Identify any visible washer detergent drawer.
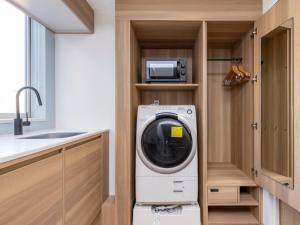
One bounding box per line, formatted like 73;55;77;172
136;176;198;204
207;186;238;204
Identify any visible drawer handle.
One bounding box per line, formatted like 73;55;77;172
210;188;219;192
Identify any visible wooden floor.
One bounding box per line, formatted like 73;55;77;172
101;196;115;225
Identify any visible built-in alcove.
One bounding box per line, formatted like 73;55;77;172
127;19;205;222
130;20;203;105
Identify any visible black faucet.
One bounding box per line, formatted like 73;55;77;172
14;86;43;135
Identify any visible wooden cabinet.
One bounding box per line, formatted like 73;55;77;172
64;137;103;225
0;132;109;225
0;150;63;225
115;0;300;225
208;187;238;205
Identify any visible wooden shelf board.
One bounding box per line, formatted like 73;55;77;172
207;163;257;187
240;193;259;206
134;83;199;91
208;208;259;225
208;193;258;206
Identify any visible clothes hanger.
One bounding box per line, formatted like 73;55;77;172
237;64;251;80
223;65;243;86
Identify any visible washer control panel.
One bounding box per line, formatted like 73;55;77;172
138;105;196;119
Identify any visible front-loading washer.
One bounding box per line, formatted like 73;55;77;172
136;105;198;204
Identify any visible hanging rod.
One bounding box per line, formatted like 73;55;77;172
207;57;243;62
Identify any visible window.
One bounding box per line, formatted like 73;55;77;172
0;1;28;118
0;2;54;132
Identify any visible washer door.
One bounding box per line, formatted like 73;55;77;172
138;113;196;174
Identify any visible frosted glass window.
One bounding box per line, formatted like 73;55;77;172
0;1;27;116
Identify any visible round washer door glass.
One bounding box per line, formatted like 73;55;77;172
141;117;193;168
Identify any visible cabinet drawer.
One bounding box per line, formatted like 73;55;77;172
208;187;238;204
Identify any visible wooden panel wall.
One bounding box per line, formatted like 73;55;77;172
116;0;262;21
115;19;134;225
141;49;193;83
261;29;291;177
231;29;254;177
140;91;194;105
207;26;254;176
207;49;232;163
193;22;207;224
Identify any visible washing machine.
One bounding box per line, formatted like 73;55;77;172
136;105;198;204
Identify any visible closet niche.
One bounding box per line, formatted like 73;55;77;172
207;21;255;178
260;18;294;188
206;21;261;225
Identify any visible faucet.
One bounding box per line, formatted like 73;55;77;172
14;86;43;135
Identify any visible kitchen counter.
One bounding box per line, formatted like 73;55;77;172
0;129;108;164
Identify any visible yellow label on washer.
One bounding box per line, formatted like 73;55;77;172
171;127;183;138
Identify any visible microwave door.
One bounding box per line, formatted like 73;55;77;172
148;61;178;79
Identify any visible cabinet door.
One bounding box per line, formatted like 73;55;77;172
0;151;63;225
64;137;103;225
253;0;300;211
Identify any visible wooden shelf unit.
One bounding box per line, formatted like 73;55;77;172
208;208;259;225
115;1;300;225
134;83;199;91
116;19;261;225
208;193;259;207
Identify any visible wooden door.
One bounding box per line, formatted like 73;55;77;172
253;0;300;212
64;137;103;225
0;151;63;225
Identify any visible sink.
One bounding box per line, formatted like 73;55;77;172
19;132;86;139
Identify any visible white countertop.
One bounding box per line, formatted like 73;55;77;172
0;129;108;164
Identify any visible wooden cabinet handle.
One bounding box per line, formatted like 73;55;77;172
0;149;62;175
210;188;219;192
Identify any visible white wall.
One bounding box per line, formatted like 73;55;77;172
263;190;280;225
263;0;279;13
55;0;115;194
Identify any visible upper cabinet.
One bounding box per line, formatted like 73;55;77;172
7;0;94;33
254;0;300;212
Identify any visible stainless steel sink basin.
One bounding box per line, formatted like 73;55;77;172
20;132;86;139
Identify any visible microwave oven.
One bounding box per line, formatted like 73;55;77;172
145;58;187;82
